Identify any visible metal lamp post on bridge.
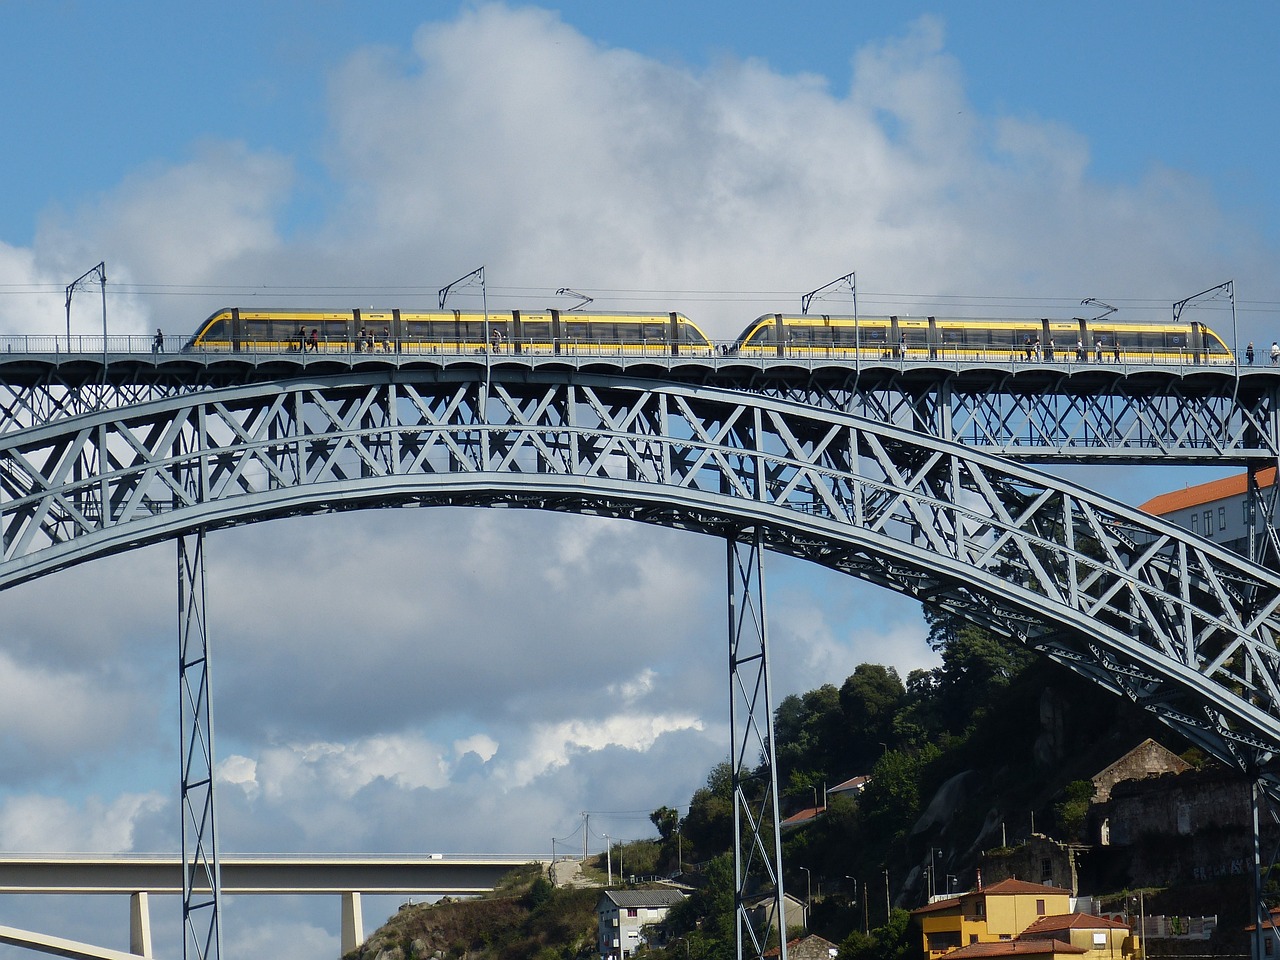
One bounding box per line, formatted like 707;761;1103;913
65;261;107;369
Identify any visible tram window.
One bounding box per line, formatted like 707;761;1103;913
833;326;857;345
811;326;834;344
522;321;551;340
862;328;887;343
941;328;965;344
456;322;485;340
1166;332;1188;348
204;319;229;341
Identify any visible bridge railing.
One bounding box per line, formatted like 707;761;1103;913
0;333;1241;369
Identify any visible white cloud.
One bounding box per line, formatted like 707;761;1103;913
0;792;165;852
496;710;705;789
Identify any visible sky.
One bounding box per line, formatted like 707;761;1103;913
2;2;1280;956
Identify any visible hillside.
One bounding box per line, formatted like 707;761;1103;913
344;864;601;960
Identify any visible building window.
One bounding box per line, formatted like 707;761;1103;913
1220;506;1227;529
627;908;638;918
1040;858;1052;882
1036;899;1046;916
1204;509;1214;533
1191;513;1198;533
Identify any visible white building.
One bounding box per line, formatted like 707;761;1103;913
1139;466;1276;558
596;889;686;960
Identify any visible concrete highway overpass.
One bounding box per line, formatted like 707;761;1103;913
0;853;548;959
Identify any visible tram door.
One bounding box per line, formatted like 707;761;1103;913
230;308;242;352
1190;322;1205;365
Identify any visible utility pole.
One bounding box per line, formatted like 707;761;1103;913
581;812;589;862
604;834;612;885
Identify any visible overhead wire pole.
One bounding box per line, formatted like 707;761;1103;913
65;261;107;388
178;529;223;960
439;266;489;385
802;271;857;377
727;529;787;960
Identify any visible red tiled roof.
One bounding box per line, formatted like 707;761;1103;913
781;805;823;826
1139;467;1276;516
912;896;964;915
1020;912;1130;935
944;938;1085;957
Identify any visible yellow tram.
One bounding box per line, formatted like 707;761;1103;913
182;308;715;356
729;314;1232;364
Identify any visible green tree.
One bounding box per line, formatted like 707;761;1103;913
839;664;905;761
681;762;735;861
1053;779;1094;840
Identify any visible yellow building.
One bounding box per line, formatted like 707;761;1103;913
914;879;1073;958
1018;912;1136;959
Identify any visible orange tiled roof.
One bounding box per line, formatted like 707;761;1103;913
912;894;965;915
944;938;1085;957
1140;467;1276;516
1020;912;1130;935
780;805;823;826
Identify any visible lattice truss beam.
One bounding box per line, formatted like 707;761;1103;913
1;372;1280;776
751;371;1280;460
0;364;1277;461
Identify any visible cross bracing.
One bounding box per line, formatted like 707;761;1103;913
0;353;1277;461
0;369;1279;778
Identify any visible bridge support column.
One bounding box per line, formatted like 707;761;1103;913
341;892;365;955
130;892;153;957
1250;780;1280;960
727;529;788;960
178;530;223;960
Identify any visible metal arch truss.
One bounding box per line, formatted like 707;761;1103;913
178;530;223;960
728;529;788;960
2;369;1280;952
0;371;1279;763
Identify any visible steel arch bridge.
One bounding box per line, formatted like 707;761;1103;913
2;360;1280;959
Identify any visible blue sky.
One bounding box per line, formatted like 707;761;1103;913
2;2;1280;957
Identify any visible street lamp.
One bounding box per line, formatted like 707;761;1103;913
799;866;811;931
946;875;957;896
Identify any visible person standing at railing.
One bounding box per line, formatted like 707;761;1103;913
1246;342;1255;365
152;329;164;354
1271;341;1279;366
